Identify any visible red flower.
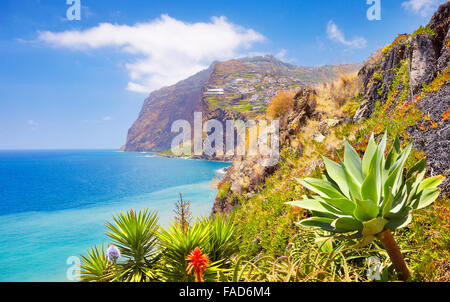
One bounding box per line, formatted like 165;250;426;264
186;247;210;282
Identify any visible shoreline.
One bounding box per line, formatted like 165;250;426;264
120;149;234;164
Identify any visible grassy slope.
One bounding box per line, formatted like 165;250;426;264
229;39;449;281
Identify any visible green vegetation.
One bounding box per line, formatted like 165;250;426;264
289;133;443;280
228;36;448;282
411;25;435;38
80;21;448;282
217;182;232;202
382;34;409;54
80;207;237;282
81;210;162;282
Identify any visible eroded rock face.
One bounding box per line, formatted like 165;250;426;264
407;83;450;193
410;34;438;93
437;27;450;71
124;66;214;152
355;2;449;123
354;2;450;194
212;88;318;216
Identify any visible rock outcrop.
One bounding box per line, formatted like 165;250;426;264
355;1;450;193
355;2;449;121
212;88;320;216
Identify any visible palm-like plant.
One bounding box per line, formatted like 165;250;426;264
288;133;444;281
208;214;238;266
79;245;113;282
158;215;238;281
158;218;211;281
105;209;161;282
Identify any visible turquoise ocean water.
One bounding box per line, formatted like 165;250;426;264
0;150;230;282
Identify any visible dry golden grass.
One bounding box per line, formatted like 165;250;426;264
315;71;360;116
368;49;383;65
266;90;296;119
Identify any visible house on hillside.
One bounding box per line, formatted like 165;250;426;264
204;88;224;95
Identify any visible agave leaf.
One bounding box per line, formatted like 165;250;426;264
342;162;363;201
393;135;401;153
406;170;426;207
406;158;426;180
361;148;381;205
344;140;364;185
322;156;351;199
362;217;388;236
332;217;363;233
362;133;377;177
287;198;333;214
310;196;351;217
354;199;379;222
385;136;401;171
383;144;411;199
389;184;408;215
417;175;445;193
376;133;387;173
413;188;441;210
381;188;393;217
321;197;356;215
386;209;412;230
298;217;335;232
296;178;344;199
392;143;412;193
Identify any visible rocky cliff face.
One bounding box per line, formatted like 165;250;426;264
355;1;450;193
212;88;320;215
124;56;361;153
355;2;449;120
213;2;450;216
124;65;214;152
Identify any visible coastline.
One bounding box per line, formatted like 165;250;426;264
0;150;229;282
119;149;234;164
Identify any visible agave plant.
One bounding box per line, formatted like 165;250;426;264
288;133;444;281
105;209;162;282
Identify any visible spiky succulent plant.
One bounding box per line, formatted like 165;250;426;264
288;133;444;280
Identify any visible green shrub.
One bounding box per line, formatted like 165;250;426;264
105;209;161;282
217;182;231;201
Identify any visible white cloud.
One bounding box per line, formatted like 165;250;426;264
326;21;367;49
102;116;113;121
401;0;446;16
274;49;296;63
275;49;287;60
38;15;265;94
27;120;39;126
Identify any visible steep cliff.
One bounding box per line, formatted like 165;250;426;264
354;1;450;192
214;2;450;216
124;56;361;153
124;65;214;152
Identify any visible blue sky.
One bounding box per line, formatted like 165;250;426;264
0;0;446;149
